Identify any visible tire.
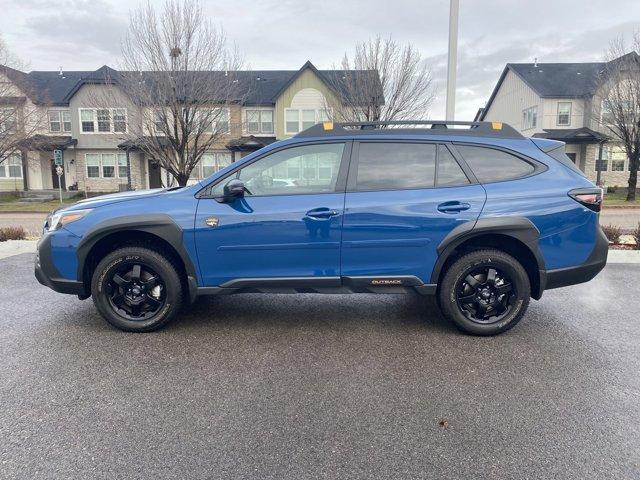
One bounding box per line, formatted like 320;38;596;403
438;249;531;336
91;246;183;332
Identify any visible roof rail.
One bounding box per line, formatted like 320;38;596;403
295;120;524;139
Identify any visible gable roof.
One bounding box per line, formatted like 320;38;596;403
479;52;639;121
2;62;382;107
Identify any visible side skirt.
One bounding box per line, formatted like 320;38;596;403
196;276;438;296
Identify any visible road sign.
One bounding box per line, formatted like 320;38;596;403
55;165;63;176
54;149;63;166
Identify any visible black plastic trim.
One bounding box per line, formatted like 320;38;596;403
430;216;545;297
197;275;437;296
75;214;198;299
544;225;608;290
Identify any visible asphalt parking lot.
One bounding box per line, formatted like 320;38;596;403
1;253;639;479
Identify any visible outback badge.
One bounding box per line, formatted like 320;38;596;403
205;217;219;228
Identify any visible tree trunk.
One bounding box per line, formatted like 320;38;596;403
176;173;189;187
627;153;639;202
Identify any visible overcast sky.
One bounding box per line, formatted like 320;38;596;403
1;0;639;119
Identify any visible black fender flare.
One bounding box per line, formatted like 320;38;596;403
76;214;199;301
430;216;546;298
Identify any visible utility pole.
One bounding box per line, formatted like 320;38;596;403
445;0;459;121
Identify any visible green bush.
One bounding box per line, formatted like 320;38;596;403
606;185;618;194
0;226;26;242
601;224;622;244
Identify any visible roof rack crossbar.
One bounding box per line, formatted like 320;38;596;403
295;120;524;139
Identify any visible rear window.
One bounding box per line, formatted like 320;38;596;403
456;145;535;183
355;142;436;191
547;146;587;177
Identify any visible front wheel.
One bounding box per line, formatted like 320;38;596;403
91;246;183;332
438;249;531;336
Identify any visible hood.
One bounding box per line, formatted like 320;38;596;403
64;188;177;211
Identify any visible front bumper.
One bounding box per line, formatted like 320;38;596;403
542;225;608;291
35;234;86;296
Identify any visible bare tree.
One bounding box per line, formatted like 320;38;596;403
96;0;245;186
326;35;434;122
593;33;640;201
0;36;44;172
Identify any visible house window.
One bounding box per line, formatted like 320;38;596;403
86;154;101;177
113;109;127;133
0;155;22;178
197;108;230;134
153;109;165;134
193;152;233;179
557;102;571;126
284;108;332;134
85;153;130;178
599;145;626;172
0;108;17;133
246;109;274;134
80;108;127;133
80;109;95;132
522;106;537;130
101;154;116;177
117;154;128;178
285;110;300;133
48;111;72;133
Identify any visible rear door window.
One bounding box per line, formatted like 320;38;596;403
354;142;436;191
437;144;470;187
455;145;535;183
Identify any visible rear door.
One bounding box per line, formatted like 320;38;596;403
341;141;486;283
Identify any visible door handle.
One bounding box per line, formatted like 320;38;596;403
437;201;471;214
305;208;340;219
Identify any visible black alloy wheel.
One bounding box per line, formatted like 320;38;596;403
107;262;166;321
455;266;515;324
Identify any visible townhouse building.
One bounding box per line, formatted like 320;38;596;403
476;52;640;186
0;61;380;194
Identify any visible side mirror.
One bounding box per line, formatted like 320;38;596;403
223;178;246;200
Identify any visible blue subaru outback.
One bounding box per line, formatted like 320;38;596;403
35;120;608;335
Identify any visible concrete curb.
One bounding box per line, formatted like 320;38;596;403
602;205;640;209
607;249;640;264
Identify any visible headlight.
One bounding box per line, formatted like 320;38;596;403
47;209;92;231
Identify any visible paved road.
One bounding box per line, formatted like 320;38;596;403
0;254;638;479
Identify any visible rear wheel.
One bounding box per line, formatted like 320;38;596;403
91;246;183;332
438;249;530;335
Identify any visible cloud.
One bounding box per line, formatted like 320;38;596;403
1;0;638;122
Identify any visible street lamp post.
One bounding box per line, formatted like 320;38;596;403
446;0;459;121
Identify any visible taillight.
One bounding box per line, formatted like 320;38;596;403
568;188;603;212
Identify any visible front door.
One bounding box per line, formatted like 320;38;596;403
194;142;349;286
341;142;486;283
148;160;162;188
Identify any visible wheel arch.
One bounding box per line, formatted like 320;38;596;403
76;214;198;302
431;217;546;299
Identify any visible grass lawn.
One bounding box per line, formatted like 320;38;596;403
603;189;640;206
0;197;79;213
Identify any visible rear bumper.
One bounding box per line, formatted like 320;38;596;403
541;225;608;292
35;234;86;296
